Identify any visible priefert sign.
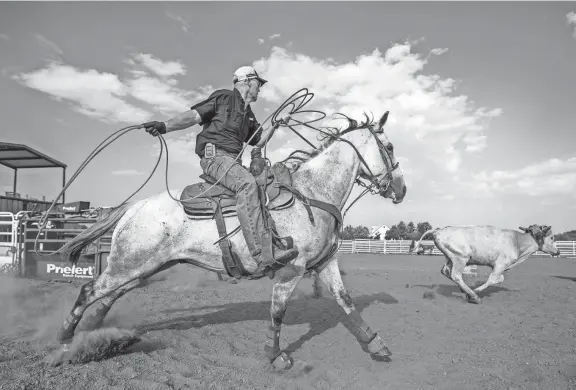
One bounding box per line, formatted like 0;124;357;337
46;263;94;279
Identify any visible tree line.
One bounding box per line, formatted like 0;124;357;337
341;223;576;241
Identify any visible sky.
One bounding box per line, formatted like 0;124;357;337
1;2;575;234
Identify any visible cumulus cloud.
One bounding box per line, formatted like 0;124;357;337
166;11;192;33
13;62;151;123
253;44;502;172
129;75;192;114
126;53;204;115
258;34;281;45
13;52;203;123
467;157;576;197
430;48;448;56
128;53;186;78
568;12;576;38
12;42;502;181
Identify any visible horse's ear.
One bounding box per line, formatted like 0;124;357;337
378;111;389;130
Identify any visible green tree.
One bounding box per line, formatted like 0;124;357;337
554;230;576;241
407;221;415;234
341;225;355;240
417;222;433;235
397;221;407;238
385;225;401;240
341;225;371;239
352;225;371;239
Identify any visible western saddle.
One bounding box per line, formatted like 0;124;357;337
179;160;342;280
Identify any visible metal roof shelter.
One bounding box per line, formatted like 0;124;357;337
0;142;67;203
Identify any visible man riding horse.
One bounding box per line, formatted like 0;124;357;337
142;66;297;275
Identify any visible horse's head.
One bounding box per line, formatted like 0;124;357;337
339;111;406;204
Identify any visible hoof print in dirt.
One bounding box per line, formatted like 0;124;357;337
45;328;141;367
422;291;436;300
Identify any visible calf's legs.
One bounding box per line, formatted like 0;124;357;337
474;264;505;294
436;242;482;304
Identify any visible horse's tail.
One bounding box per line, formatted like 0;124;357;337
60;203;131;264
412;228;438;252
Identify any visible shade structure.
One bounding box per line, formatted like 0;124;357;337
0;142;67;203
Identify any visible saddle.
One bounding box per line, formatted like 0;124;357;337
179;161;343;281
180;163;295;219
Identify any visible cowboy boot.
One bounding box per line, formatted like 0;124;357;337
253;230;299;273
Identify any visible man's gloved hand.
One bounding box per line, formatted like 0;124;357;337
142;121;167;137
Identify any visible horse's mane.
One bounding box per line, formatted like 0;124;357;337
280;112;376;173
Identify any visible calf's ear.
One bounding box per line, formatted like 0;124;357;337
519;226;527;232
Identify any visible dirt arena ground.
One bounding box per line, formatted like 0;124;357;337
1;253;576;390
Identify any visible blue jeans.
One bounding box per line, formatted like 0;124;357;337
200;148;264;258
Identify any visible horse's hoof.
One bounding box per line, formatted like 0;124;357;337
367;334;391;356
271;351;293;370
44;344;71;367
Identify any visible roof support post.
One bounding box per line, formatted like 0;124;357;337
12;168;17;196
62;167;66;204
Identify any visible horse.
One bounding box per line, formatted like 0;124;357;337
53;110;407;369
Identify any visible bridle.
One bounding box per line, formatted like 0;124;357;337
277;110;401;217
356;123;401;196
282;114;400;197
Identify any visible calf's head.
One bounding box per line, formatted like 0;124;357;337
519;224;560;257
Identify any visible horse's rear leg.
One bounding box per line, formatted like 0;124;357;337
58;259;180;344
316;257;391;358
57;264;149;344
57;274;132;344
81;260;179;330
82;279;142;331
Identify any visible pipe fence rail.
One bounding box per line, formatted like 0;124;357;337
337;239;576;257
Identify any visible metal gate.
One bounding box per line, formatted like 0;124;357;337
0;212;19;270
18;214;112;281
